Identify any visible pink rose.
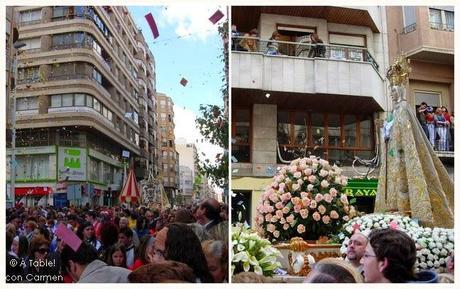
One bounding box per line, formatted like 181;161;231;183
329;188;338;197
270;216;278;223
275;202;284;210
267;224;276;233
280;168;287;175
297;224;306;234
304;168;313;176
294;205;302;213
292;183;300;191
283;223;290;230
309;200;317;209
322;215;331;224
300;209;309;219
315;193;324;203
341;176;348;186
293;171;302;179
342;215;350;221
300;192;308;199
273;230;280;238
319;159;329;167
280;217;286;224
302;198;311;207
330;210;339;219
308;175;316;183
266;205;275;213
307;184;314;191
278;187;285;194
324;193;333;203
279;182;286;189
269;194;279;203
289;165;298;173
320;180;329;188
282;207;290;214
340;194;349;204
318;205;326;215
312;212;321;221
265;214;273;222
257;216;264;224
276;210;283;219
286;214;295;223
297;179;304;185
291;197;301;206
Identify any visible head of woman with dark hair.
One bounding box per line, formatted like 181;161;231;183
77;221;101;252
106;244;127;268
154;223;213;282
18;235;29;258
305;257;363;283
174;209;196;223
128;260;196;283
99;221;119;248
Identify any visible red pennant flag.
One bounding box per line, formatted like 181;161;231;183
209;10;224;24
180;77;188;87
145;13;159;39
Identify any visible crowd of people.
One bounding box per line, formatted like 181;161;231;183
6;199;228;283
417;102;454;151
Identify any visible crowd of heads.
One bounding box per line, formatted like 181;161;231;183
6;198;228;283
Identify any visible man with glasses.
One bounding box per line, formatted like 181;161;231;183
361;228;438;283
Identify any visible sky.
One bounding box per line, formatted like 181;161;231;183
128;5;226;182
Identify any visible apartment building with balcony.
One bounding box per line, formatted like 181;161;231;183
6;6;158;207
176;141;197;203
386;6;454;160
157;92;179;202
231;6;391;225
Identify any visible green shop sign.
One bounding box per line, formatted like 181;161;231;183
343;178;378;197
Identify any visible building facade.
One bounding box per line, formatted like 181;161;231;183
157;92;179;202
6;6;158;208
231;6;391;225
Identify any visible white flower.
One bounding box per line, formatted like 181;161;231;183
419;262;427;269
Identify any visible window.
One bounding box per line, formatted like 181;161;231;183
415;91;441;107
232;108;251;163
277;110;374;165
102;106;108;118
51;95;62;107
329;33;366;61
17;97;38;111
429;7;455;31
22;38;41;51
62;94;73;107
75;94;85;106
16;154;49;180
402;6;417;33
92;68;102;84
53;6;69;19
18;66;39;83
86;95;93;108
93;98;101;112
20;9;41;24
92;39;102;55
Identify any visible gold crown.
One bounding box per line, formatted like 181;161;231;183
386;55;411;86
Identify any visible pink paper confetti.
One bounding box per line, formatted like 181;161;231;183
145;13;159;39
55;223;82;252
209;10;224;24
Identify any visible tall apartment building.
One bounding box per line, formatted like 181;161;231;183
6;6;158;208
386;6;454;159
231;6;390;225
157;92;179;202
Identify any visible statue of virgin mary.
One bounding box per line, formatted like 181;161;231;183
374;55;454;228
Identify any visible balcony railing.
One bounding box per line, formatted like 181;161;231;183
51;43;112;72
403;23;417;34
232;36;379;71
429;21;454;31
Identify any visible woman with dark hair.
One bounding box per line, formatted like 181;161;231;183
98;221;119;261
77;221;101;252
25;235;60;282
154;223;213;282
128;260;196;283
106;244;127;268
305;257;363;283
131;235;155;270
308;33;325;58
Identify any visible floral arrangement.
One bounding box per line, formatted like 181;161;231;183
256;156;357;241
335;214;454;272
231;223;282;276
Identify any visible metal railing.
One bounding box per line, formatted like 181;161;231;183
403;23;417;34
429;21;454;31
232;36;380;71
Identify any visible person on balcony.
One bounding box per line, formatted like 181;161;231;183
231;25;243;51
308;33;326;58
266;31;281;55
425;106;436;149
296;34;312;57
239;28;258;52
435;107;449;151
440;106;452;150
417;102;430;139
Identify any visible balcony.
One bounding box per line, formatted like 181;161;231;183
232;37;386;110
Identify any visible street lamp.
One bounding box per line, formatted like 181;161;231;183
9;40;26;208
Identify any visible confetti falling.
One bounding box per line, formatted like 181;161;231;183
209;9;224;24
145;13;159;39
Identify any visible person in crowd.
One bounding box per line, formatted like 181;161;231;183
145;209;157;234
131;235;155;270
77;221;102;252
296;34;312;57
449;111;454;151
435;107;449;151
174;208;210;242
85;210;101;240
417;102;430;139
266;30;281;55
441;106;452;150
128;260;196;283
361;228;438;283
425;106;436;148
232;271;277;283
220;203;228;221
196;198;222;231
201;240;228;283
345;231;368;274
23;220;38;243
135;215;149;239
106;244;127;269
7;232;24;282
60;242;130;282
239;28;258;52
24;235;60;282
98;221;119;261
438;252;454;283
308;33;326;58
305;257;363;283
119;217;140;247
153;223;213;282
118;227;135;268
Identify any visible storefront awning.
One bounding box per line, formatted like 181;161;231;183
16;187;52;197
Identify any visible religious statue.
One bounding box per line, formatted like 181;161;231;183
374;55;454;228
